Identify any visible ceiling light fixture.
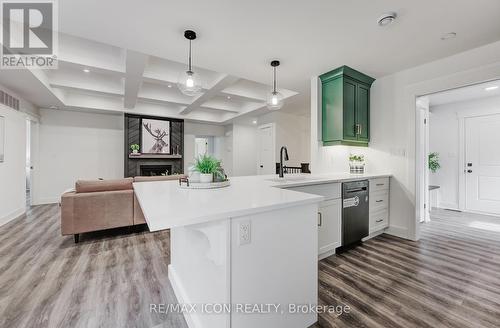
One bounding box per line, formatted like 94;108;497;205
485;86;499;91
441;32;457;40
83;68;90;73
177;30;202;96
266;60;284;110
377;12;397;27
167;84;172;88
227;96;231;100
252;119;257;124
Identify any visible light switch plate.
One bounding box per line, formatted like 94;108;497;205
239;220;251;245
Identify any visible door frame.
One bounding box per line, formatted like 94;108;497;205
458;111;500;214
413;77;500;241
415;97;430;224
257;123;276;175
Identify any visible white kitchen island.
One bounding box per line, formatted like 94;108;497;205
133;175;324;328
134;173;391;328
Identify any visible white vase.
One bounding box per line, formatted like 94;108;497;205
132;149;138;154
199;173;213;183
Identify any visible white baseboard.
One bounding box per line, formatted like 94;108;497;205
386;225;408;239
168;265;200;328
362;228;387;242
437;202;459;210
0;207;25;227
318;249;336;260
32;196;60;205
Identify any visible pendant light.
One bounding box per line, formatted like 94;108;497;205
177;30;202;96
266;60;284;110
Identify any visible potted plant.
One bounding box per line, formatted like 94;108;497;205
193;154;224;183
130;144;140;154
349;154;365;174
429;152;440;173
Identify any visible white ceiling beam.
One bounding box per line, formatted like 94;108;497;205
179;74;239;115
124;50;148;109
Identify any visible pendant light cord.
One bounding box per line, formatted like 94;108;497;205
188;40;192;72
273;66;277;93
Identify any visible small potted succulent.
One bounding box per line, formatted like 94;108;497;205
130;144;140;155
193;154;225;183
349;154;365;174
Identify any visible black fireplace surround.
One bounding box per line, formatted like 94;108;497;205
124;114;184;178
140;164;173;176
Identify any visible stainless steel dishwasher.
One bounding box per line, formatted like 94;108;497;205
341;180;369;250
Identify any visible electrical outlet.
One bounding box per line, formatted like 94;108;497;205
239;221;251;245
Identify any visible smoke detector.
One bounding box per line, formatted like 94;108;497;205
378;12;397;26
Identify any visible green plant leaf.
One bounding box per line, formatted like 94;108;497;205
429;152;441;173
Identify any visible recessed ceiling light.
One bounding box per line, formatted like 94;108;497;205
83;68;90;73
441;32;457;40
252;120;257;124
485;86;499;91
227;96;231;100
167;84;172;88
377;12;397;27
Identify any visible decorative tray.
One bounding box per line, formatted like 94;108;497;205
178;177;231;189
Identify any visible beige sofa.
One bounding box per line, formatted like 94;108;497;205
61;175;185;243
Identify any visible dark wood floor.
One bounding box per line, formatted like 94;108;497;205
317;209;500;328
1;205;500;328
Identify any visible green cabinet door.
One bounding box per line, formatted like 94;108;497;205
356;84;370;142
322;77;343;143
343;78;357;141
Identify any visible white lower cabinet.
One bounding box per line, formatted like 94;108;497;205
318;198;342;257
286;183;342;259
368;177;390;234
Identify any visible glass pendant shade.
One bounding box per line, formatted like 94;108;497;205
177;70;202;96
267;91;284;110
266;60;285;110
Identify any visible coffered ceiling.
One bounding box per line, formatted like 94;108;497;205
0;34;298;124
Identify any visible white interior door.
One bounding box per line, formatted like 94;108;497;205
257;124;275;175
465;114;500;215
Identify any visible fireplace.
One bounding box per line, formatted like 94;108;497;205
139;164;172;176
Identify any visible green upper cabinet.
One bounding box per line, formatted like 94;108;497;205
320;66;375;146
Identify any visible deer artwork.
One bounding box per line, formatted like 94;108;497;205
143;122;169;153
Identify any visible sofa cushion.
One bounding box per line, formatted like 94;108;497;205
75;178;133;193
133;174;186;183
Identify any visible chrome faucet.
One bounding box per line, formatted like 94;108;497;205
279;146;289;178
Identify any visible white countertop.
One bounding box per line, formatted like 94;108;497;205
133;173;391;231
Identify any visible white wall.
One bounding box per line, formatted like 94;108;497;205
311;40;500;240
36;109;124;204
183;122;225;173
232;124;258;176
0;84;38;226
0;104;28;225
258;111;310;167
429;95;500;209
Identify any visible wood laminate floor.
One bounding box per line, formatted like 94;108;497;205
317;208;500;328
1;205;500;328
0;204;188;328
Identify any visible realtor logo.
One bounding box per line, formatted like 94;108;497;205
1;0;58;68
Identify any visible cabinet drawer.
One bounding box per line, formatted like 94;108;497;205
287;183;341;200
369;210;388;232
369;191;389;213
370;177;389;192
